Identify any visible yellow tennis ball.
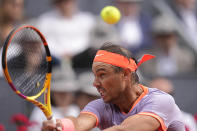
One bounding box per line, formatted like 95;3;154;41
100;6;121;24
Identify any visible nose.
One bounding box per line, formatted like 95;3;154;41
93;77;101;88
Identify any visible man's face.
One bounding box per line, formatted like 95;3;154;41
92;62;125;103
57;0;76;17
154;34;177;52
2;0;24;22
52;92;73;107
115;2;140;17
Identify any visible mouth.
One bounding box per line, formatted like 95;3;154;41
97;87;106;98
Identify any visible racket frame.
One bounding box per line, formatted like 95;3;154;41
1;25;53;120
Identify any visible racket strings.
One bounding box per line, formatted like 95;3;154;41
6;28;48;97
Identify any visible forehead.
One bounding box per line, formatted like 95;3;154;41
92;62;114;73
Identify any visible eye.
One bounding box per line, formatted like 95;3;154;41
100;73;105;77
98;72;105;79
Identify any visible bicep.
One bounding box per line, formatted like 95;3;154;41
120;114;160;131
73;113;97;131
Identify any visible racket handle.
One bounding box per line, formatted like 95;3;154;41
50;117;63;131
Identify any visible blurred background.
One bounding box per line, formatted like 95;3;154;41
0;0;197;130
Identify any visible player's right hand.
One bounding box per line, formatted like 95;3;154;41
41;119;62;131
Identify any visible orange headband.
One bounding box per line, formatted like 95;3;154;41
93;50;155;72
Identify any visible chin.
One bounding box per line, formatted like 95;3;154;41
102;97;111;103
103;99;109;103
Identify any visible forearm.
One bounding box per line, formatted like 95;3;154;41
42;113;97;131
60;114;97;131
60;116;84;131
102;125;123;131
102;114;161;131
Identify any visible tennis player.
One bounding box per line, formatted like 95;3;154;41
42;43;185;131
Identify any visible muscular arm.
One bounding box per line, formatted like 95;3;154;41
102;114;160;131
42;113;97;131
68;113;97;131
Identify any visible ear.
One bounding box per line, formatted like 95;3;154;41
122;68;131;81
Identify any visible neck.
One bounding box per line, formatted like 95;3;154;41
114;84;143;113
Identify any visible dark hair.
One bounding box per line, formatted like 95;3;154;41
99;42;139;84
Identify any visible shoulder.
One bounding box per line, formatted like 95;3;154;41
150;88;174;104
141;88;176;111
138;87;182;118
139;87;184;127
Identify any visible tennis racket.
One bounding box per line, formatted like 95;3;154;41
1;25;54;121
